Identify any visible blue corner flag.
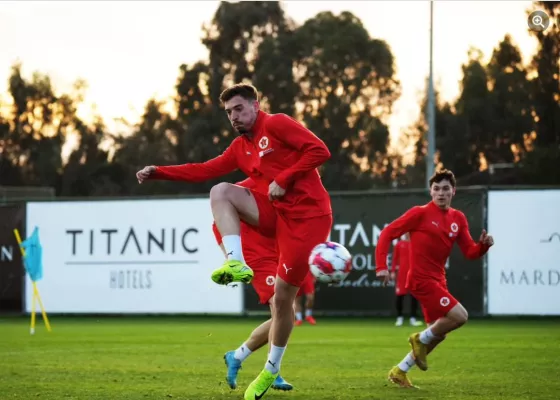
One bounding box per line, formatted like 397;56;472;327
21;227;43;282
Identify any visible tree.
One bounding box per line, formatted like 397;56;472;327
0;2;403;194
289;11;401;189
168;5;401;192
485;35;535;164
398;77;459;188
202;1;291;107
0;64;84;192
528;1;560;148
520;1;560;184
111;99;180;195
60;117;125;196
404;35;537;186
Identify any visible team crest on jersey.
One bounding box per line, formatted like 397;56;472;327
259;136;269;149
440;296;450;307
450;222;458;233
266;275;275;286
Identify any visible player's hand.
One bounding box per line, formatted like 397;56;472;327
268;181;286;201
390;272;396;281
479;229;494;247
376;270;390;287
136;165;156;184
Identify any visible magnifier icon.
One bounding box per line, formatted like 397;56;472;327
532;15;545;29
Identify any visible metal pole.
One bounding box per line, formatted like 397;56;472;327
426;1;436;189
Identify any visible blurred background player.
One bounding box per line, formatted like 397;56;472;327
294;271;316;326
391;233;423;327
212;217;293;392
376;169;494;388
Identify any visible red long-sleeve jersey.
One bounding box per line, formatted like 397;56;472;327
376;201;489;285
151;111;332;218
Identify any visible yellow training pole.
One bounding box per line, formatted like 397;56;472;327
33;282;52;331
13;229;52;333
30;289;36;335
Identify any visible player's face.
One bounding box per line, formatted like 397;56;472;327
430;179;455;209
224;95;259;135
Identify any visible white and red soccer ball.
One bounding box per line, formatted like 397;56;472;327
308;241;353;284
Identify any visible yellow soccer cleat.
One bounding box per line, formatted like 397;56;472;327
408;333;428;371
211;259;254;285
244;369;278;400
388;366;418;388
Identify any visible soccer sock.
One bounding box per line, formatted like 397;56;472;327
396;295;404;317
398;353;416;372
305;309;312;317
265;344;286;374
221;235;244;262
410;296;418;318
234;342;252;362
295;312;303;321
419;327;436;344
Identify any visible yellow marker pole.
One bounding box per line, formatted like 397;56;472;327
30;286;36;335
34;282;51;331
13;229;52;333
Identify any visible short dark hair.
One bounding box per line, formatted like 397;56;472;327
429;169;456;187
219;83;259;104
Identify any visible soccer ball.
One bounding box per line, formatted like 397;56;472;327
308;241;353;283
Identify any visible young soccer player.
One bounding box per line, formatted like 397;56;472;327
210;178;292;392
391;233;423;327
375;169;494;388
213;227;293;391
137;83;332;399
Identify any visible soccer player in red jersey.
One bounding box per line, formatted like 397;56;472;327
391;233;423;327
294;272;317;326
211;179;292;392
375;169;494;388
136;84;332;399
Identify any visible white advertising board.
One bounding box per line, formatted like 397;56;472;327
25;199;243;314
487;190;560;315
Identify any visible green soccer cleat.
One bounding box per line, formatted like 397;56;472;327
244;369;278;400
211;259;254;285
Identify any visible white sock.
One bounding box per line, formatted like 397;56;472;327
222;235;244;262
305;309;312;317
398;353;416;372
265;344;286;374
419;327;436;344
295;312;303;321
234;342;252;362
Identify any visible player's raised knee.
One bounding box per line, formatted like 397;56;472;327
449;304;468;327
459;309;469;326
210;182;232;200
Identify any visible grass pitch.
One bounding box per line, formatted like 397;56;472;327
1;316;559;399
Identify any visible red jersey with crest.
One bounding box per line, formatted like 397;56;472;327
376;201;490;287
151;111;332;219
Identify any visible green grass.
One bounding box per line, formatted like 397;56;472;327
1;317;559;399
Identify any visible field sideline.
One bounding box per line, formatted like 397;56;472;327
1;316;559;399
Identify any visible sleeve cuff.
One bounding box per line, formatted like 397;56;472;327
274;173;291;190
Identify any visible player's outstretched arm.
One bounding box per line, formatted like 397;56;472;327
136;144;238;184
456;213;494;259
375;207;423;282
266;114;331;190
